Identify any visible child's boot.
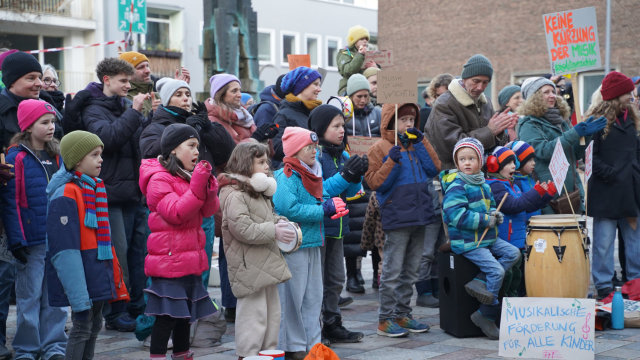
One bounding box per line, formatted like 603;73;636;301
470;305;500;340
464;276;494;304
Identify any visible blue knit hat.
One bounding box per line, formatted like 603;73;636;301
507;140;535;168
281;66;321;96
498;85;521;108
241;93;252;105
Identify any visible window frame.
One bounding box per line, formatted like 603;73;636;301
325;36;342;71
280;31;300;67
304;33;322;68
141;11;172;51
257;28;276;65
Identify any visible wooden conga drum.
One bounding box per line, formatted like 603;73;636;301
524;214;590;298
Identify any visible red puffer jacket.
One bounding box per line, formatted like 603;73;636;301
139;158;219;278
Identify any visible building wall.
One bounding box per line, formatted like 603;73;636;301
378;0;639;109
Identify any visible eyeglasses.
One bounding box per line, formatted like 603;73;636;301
43;77;60;87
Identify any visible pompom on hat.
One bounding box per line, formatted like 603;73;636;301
282;126;319;157
347;25;370;48
453;137;484;167
601;71;635;101
17;99;56;131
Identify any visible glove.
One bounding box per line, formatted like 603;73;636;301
547;181;557;196
388;146;402;163
275;220;296;244
488;214;497;228
323;197;350;219
192;101;208;116
11;246;29;264
0;162;14;185
251;123;279;141
62;90;92;133
186;112;212;132
573;116;607;137
190;161;213;200
490;211;505;225
340;155;367;183
406;128;424;143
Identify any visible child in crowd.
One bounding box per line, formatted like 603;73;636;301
441;137;520;340
1;100;67;359
365;103;441;338
273;127;348;360
309;104;366;344
46;131;129;359
485;146;556;296
218;141;293;358
138;124;218;359
508;141;545;218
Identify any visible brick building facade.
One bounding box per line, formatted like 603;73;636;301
378;0;639;110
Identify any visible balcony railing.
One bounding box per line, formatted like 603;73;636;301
0;0;71;17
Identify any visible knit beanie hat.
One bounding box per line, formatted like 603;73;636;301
0;49;18;70
1;52;42;89
397;103;417;119
347;73;370;96
209;73;240;99
17;99;56;131
347;25;370;48
487;146;517;173
453;137;484;167
161;123;200;159
156;77;191;107
60;131;104;171
282;126;319;157
363;67;380;79
507;141;535;169
274;74;286;99
461;54;493;80
601;71;635;101
118;51;149;68
241;93;252;105
498;85;521;108
309;104;344;138
281;67;321;96
521;77;555;100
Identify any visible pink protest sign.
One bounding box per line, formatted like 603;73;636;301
584;140;593;182
365;50;393;67
549;139;570;195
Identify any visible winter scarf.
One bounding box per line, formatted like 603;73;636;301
75;171;112;260
285;93;322;111
457;170;486;186
283;156;323;200
544;108;565;129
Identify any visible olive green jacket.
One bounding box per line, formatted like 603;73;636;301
127;81;155;117
337;47;365;95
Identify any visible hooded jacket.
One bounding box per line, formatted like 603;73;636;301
346;103;381;137
337;46;365;96
218;173;292;298
426;80;508;169
364;103;441;231
139;158;219;278
252;85;282;128
45;168;129;311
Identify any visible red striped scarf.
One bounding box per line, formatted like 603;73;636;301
75;171;112;260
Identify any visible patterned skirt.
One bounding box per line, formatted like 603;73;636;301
144;275;215;323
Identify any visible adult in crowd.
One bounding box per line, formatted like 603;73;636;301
421;73;454;132
337;25;376;96
40;64;64;112
363;67;380;108
81;57;148;331
497;84;523;141
251;74;286;128
272;66;323;164
419;88;432;133
585;72;640;299
517;77;605;213
426;55;515;169
345;73;381;137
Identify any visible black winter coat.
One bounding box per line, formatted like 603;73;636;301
587;115;640;219
272;100;312;163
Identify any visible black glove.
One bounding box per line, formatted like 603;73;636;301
406;127;424;143
62;90;92;134
0;163;14;185
11;246;30;264
186;112;212;132
388;146;402;163
191;101;208;116
341;155;368;183
252;123;279;141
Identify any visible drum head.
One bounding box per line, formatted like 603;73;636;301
277;222;302;253
528;214;582;227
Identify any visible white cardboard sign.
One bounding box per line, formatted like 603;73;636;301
549;139;570;195
584;140;594;183
499;297;595;360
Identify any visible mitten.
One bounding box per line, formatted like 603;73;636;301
490;210;505;225
275;221;296;244
388;146;402;163
406;127;424;143
574;116;607;136
534;183;547;197
488;214;497;228
547;181;558;196
190;161;213;200
252;123;279;141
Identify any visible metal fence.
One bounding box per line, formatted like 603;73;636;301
0;0;70;16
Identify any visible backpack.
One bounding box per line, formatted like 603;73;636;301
248;100;279;117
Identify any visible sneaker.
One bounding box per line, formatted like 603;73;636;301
464;279;494;305
416;293;439;308
470;310;499;339
377;319;409;337
338;296;353;308
596;287;613;300
171;350;194;360
105;312;136;332
323;321;364;343
395;316;430;333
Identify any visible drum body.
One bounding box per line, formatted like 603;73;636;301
277;222;303;253
524;215;590;298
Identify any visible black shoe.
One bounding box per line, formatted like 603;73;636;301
346;276;365;294
356;269;364;285
338;296;353;308
323;321;364;343
105;312;136;332
224;307;236;323
284;351;307;360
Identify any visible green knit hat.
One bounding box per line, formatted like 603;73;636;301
347;73;370;96
60;131;104;171
498;85;521;108
461;54;493;80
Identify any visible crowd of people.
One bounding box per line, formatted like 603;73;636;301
0;22;638;360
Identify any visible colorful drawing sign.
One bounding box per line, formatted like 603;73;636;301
365;50;393;67
499;297;595;360
584;140;594;183
549;139;569;195
543;7;601;75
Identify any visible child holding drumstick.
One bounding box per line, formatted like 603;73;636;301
441;137;521;340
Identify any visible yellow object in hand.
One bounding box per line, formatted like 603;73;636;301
405;131;417;140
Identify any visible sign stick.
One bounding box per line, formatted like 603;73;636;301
477;193;508;248
571;72;586;145
394;104;398;146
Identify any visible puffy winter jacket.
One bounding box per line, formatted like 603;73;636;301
513;173;542;218
272;100;313;163
252;85;282;128
346;103;381;137
337;46;365;96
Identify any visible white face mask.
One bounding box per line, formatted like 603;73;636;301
250;172;277;196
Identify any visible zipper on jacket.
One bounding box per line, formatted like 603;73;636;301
22;145;52;183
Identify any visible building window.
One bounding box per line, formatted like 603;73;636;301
582;72;605;113
145;11;171;51
281;32;299;65
258;29;275;64
326;37;341;69
305;35;321;67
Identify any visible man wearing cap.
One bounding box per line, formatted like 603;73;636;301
426;54;517;169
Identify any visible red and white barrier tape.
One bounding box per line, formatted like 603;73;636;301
27;40;126;54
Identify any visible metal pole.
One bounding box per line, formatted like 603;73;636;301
605;0;611;74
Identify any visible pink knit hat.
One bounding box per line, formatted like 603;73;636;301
17;99;56;131
282;126;319;157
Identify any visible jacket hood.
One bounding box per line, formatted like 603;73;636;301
84;82;105;99
218;172;276;196
139;158;169;196
439;169;460;194
46;167;75;199
259;85;281;103
380;103;420;144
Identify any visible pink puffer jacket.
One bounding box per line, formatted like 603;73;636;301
139;158;219;278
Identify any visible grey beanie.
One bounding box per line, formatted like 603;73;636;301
347;73;370;96
498;85;521;107
521;77;555;100
156;77;191;107
461;54;493;80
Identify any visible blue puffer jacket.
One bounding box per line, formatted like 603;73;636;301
1;144;60;250
273;166;328;249
513;173;542;218
317;148;361;238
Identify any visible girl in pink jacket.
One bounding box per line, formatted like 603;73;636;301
139;124;219;360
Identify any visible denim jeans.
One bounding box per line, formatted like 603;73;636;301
218;236;237;309
461;238;521;305
378;225;425;321
13;244;68;359
592;216;640;291
320;237;345;325
0;260;14;346
416;220;445;294
66;301;104;360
